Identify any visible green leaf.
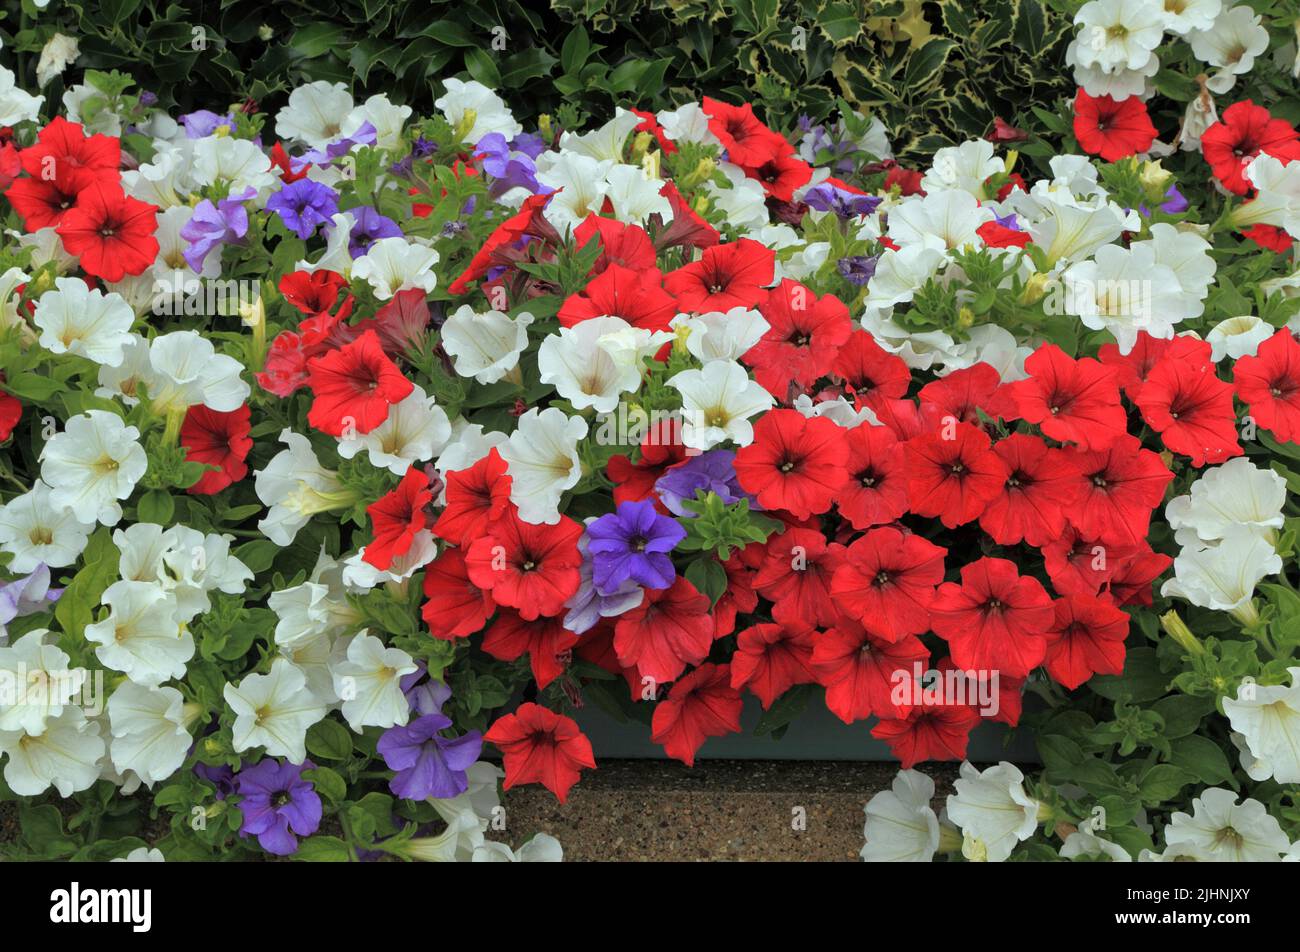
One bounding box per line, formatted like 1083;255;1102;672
305;718;354;762
753;683;813;736
137;489;175;524
1168;735;1236;788
54;527;120;640
291;835;353;862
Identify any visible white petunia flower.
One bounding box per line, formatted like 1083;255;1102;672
84;581;191;687
255;429;350;547
1072;0;1167;75
1232;154;1300;236
107;682;194;786
1134;222;1215;321
537;316;670;414
434;78;522;145
0;630;87;737
1188;5;1270;94
0;64;43;126
269;548;358;650
656;103;722;148
0;481;94;573
1027;201;1130;267
343;93;411;152
473;832;564;862
668;359;775;452
351;237;439;300
535;152;615;235
0;706;104;796
1061;242;1183;353
704;164;770;232
1060;829;1133;862
40;411;147;527
33;278;136;366
36;34;79;88
1161;525;1281;625
1067;40;1158;100
330;632;418;732
1165;457;1286;547
558;108;643;163
946;761;1040;863
275;81;355;149
887;190;994;255
672;308;770;363
603;163;672;225
337;384;451;475
860;768;943;862
921;140;1004;199
792;393;878;429
224;658;327;762
95;334;154;406
499;407;588;525
190;135;277;195
146;330;250;413
440;306;534;384
1206;315;1273;362
863;245;948;310
1161;0;1221;35
1223;667;1300;785
1164;787;1289;861
112;847;165;862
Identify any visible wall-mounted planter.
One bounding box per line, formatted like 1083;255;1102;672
573;695;1041;762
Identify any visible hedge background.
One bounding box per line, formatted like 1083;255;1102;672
1;0;1075;159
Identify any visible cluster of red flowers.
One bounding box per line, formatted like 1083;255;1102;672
4;117;158;281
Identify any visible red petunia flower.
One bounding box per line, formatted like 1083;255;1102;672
653;181;720;252
1201;100;1300;196
929;557;1055;679
835;422;909;530
421;546;494;639
256;332;312;397
271;141;311;183
701;97;788;168
730;620;818;709
830;526;947;643
19;116;121;192
884;165;925;196
734;410;848;519
833;329;911;402
481;609;578;689
464;510;583;620
433;448;513;547
871;704;981;769
936;656;1025;727
363;467;433;570
5;174;83;231
864;394;926;441
978;433;1085;547
574;215;658;273
447;191;556;295
305;329;414;436
55;181;159;282
483;702;596;803
650;662;744;766
743;148;814;202
280;269;347;315
1042;526;1134;597
1098;332;1211;401
1073;91;1157;162
613;576;714;685
1106;544;1173;608
0;392;21;442
918;362;1002;428
1064;434;1175;548
663;238;774;312
992;342;1126;451
904;421;1009;528
179;404;253;496
1043;593;1130;690
557;262;678;332
1234;329;1300;443
811;616;929;723
607;417;689;508
1135;352;1241;466
752;526;846;629
744;279;852;397
713;548;759;639
1242;224;1294;252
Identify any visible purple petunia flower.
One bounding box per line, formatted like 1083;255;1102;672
193;762;237;800
179;187;255;273
563;529;644;634
802;183;882;219
235;759;322;856
654;450;757;518
400;663;452;717
180;110;236;139
267;179;340;239
346;206;403;257
0;564;62;644
586;499;686;595
1139;185;1189;217
474;132;550;199
377;714;482;801
837;254;879;286
293;122;379;170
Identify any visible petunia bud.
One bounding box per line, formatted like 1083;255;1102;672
1160;609;1206;657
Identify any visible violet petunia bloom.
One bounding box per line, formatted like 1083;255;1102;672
377;714;482;801
292;122;379;173
563;530;644;634
180;110;236;138
586;499;686;595
400;663;452;717
655;450;758;518
267;179;340;239
235;759;322;856
802;183;882;219
837;254;879;287
347;206;403;257
474;132;550;199
193;762;237;800
1139;185;1189;217
179;187;255;272
0;563;62;646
